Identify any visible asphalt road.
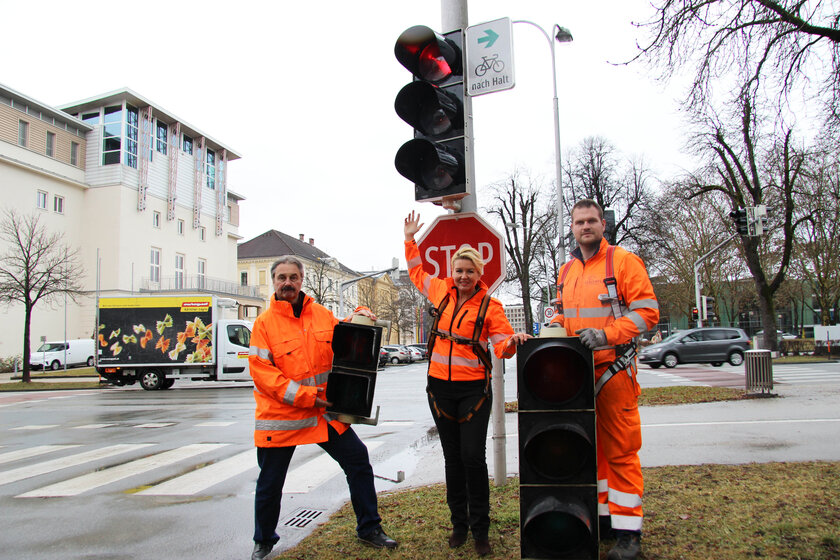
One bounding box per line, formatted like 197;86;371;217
1;358;838;559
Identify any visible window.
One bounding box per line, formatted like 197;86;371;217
182;134;193;155
227;324;251;347
53;195;64;214
37;190;48;210
81;112;99;124
70;142;79;166
102;105;122;165
125;106;138;169
241;271;248;286
175;253;185;289
259;270;266;285
150;247;161;283
153;211;161;228
18;120;28;147
199;226;206;241
206;149;216;189
46;132;56;157
156;120;167;154
177;219;185;235
197;259;206;289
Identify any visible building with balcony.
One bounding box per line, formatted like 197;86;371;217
0;82;259;357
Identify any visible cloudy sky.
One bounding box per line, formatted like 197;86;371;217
3;0;696;272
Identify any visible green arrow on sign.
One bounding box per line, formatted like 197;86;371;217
477;29;499;48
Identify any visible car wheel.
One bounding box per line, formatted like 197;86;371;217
87;356;95;367
663;353;678;368
391;357;400;364
728;351;744;366
711;362;723;367
139;370;163;391
649;364;661;369
50;360;61;371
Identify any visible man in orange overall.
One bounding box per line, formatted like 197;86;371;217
248;255;397;560
551;199;659;560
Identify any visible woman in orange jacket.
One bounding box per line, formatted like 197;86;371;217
404;211;531;556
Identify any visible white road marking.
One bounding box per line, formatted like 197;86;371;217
16;443;228;497
0;445;81;466
643;418;840;428
134;423;175;428
10;425;59;431
195;421;236;427
0;444;153;486
137;449;256;495
283;441;384;494
73;424;116;429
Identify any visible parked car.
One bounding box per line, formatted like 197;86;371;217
381;345;411;364
755;330;797;341
407;343;429;359
406;346;423;362
378;348;389;368
638;327;751;368
30;338;96;370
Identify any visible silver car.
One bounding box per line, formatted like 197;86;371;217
638;327;751;368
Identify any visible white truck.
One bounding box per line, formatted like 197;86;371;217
30;338;96;370
96;295;252;390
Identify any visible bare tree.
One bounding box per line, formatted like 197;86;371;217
0;210;84;382
303;258;338;308
634;0;840;126
563;137;656;253
484;170;552;329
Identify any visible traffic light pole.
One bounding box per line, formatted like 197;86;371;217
693;233;736;327
441;0;475;214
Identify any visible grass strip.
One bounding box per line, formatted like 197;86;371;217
280;462;840;560
0;381;104;391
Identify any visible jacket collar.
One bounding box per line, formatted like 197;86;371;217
571;237;609;263
271;291;312;318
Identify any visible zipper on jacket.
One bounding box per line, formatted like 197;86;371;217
446;289;480;381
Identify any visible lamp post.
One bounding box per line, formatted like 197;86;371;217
512;21;573;264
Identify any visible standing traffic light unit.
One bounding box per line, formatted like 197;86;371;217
517;337;598;559
394;25;469;203
729;208;749;236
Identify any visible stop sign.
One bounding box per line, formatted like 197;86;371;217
416;212;506;294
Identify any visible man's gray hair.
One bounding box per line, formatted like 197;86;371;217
270;255;304;278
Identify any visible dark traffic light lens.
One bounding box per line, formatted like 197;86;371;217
523;497;592;557
523;345;588;405
524;424;593;481
421;107;452;136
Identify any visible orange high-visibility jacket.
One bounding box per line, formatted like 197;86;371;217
406;240;516;382
551;238;659;374
248;293;349;448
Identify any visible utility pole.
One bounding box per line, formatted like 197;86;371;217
694;233;736;327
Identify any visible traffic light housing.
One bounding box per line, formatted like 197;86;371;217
701;296;715;321
729;208;749;236
692;307;699;321
394;25;468;203
517;337;598;559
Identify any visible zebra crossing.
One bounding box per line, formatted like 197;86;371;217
0;422;393;500
771;365;840;384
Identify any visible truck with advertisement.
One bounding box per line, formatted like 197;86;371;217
95;295;252;390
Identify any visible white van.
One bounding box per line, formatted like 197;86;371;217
30;339;96;370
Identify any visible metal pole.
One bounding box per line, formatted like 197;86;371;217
64;261;67;372
442;0;475;214
490;350;507;487
694;233;737;328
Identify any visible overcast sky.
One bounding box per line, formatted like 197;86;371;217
3;0;697;273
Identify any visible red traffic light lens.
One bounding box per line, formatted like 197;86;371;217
522;345;589;405
418;43;453;82
395;25;462;85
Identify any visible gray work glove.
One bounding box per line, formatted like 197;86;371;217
575;328;607;350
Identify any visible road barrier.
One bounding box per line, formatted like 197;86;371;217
745;349;773;394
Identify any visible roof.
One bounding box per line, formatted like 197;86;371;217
0;81;92;133
238;230;358;276
58;87;242;161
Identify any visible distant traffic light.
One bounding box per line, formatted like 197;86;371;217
692;307;699;321
729;208;749;236
517;337;598;559
701;296;715;321
394;25;468;203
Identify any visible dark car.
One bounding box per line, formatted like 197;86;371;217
378;348;389;367
638;327;751;368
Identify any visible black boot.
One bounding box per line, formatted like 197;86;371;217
599;515;614;541
607;530;641;560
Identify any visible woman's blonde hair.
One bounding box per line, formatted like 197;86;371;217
451;245;484;275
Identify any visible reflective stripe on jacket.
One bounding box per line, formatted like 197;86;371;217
249;293;348;448
551;238;659;373
405;240;515;382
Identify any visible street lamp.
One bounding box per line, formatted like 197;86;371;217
512;21;573;264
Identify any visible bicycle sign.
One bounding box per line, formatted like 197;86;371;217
466;17;515;96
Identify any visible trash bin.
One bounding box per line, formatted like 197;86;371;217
745;349;773;393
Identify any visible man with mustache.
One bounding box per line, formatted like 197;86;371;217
248;255;397;560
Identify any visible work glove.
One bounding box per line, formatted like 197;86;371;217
575;328;607;350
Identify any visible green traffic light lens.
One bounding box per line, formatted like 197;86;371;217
523;345;588;405
524;509;590;556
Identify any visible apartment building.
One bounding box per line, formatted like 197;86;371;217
0;83;259;357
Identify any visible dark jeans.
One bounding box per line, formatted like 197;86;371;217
253;424;382;545
427;377;492;539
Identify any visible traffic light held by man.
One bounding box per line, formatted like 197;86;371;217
545;199;660;560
